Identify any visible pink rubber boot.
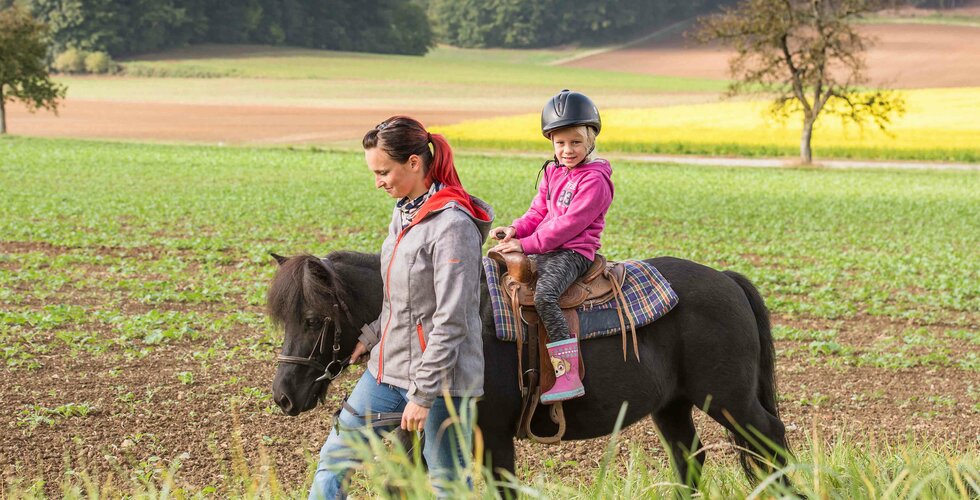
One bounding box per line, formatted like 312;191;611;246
540;338;584;403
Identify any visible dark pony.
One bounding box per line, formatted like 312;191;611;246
270;250;791;491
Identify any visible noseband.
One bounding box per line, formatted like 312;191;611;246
276;299;355;383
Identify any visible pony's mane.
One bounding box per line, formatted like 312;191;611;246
266;251;381;328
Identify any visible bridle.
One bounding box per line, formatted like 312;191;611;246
276;298;356;383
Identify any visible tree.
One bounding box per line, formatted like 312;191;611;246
0;6;66;135
695;0;905;163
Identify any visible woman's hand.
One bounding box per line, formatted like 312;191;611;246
401;402;430;432
490;226;516;242
490;238;523;254
350;341;369;364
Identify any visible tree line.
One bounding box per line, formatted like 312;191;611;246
8;0;432;56
4;0;740;59
424;0;720;49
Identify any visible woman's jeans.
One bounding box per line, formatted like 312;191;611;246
308;370;472;500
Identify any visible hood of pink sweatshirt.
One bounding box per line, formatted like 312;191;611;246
511;158;614;261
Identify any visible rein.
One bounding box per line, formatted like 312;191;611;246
276;300;356;383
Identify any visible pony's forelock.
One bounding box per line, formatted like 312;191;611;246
267;255;346;328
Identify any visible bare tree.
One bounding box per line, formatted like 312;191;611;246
0;6;66;135
695;0;905;163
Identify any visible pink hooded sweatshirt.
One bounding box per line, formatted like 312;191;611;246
511;158;614;261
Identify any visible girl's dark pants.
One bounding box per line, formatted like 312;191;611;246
533;249;592;342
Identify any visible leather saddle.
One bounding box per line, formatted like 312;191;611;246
491;252;626;309
487;251;637;445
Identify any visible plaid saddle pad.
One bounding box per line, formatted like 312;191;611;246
482;257;679;343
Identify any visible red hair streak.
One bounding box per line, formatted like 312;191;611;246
427;133;461;188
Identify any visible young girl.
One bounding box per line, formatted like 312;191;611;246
490;90;613;403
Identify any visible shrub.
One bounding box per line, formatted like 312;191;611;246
52;48;87;74
84;51;114;74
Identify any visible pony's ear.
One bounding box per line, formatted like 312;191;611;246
271;252;289;266
306;258;334;286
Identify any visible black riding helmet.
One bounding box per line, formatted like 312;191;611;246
541;89;601;139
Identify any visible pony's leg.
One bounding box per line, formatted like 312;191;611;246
652;400;704;490
704;400;789;481
483;432;517;499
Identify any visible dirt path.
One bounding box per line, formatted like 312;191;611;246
564;23;980;88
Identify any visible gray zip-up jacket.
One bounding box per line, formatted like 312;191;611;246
358;193;494;407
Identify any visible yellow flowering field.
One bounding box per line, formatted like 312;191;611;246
434;87;980;162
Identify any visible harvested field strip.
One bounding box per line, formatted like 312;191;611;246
435;87;980;162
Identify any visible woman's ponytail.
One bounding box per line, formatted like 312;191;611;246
364;116;463;189
427;133;461;188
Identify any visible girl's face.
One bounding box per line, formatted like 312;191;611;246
551;127;590;167
364;147;427;199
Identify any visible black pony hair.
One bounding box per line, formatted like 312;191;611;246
267;253;346;328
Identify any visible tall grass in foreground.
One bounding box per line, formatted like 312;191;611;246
5;417;977;499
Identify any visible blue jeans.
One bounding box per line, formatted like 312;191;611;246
308;370;473;500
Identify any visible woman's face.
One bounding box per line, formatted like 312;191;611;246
364;147;427;199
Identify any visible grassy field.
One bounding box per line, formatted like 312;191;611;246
119;45;726;92
435;87;980;162
53;44;724;117
1;137;978;496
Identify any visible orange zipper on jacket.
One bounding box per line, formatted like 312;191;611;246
416;322;427;352
376;228;409;383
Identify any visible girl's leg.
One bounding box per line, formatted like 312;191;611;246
422;396;473;498
533;250;592;342
309;370;406;500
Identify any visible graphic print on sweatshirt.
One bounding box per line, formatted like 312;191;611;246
557;179;577;207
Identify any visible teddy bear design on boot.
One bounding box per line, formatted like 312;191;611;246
540;337;584;403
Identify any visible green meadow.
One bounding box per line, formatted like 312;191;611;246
3;137;977;321
119;45;725;91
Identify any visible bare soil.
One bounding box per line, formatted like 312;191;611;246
3;100;521;145
2;272;977;494
564;23;980;89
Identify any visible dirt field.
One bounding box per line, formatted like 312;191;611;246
565;23;980;89
1;245;977;494
4;100;523;145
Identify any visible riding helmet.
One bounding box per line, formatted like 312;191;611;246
541;89;602;139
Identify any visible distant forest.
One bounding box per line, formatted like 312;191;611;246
3;0;966;58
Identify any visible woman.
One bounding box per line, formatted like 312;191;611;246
309;116;494;499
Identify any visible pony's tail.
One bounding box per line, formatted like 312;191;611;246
722;270;789;479
722;271;779;420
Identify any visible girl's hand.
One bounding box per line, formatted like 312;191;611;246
350;342;369;364
401;402;430;432
490;226;516;242
490;238;523;254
